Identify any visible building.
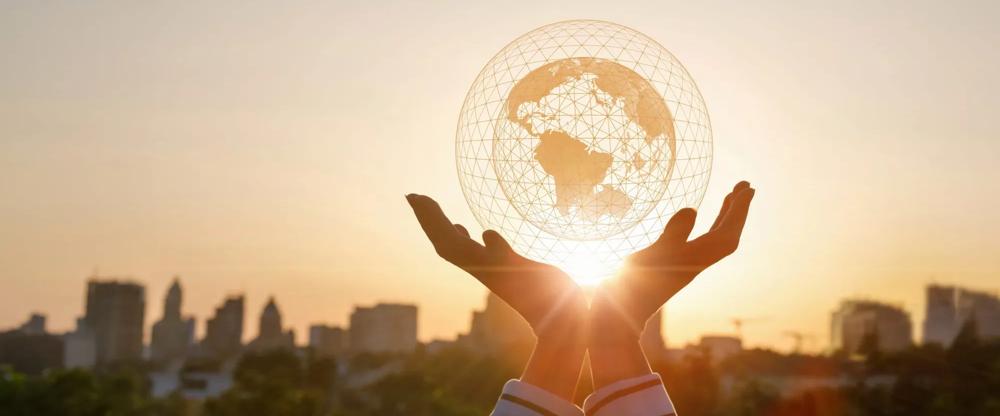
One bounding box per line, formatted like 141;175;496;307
640;309;668;363
699;335;743;363
18;313;46;335
64;317;97;368
465;293;533;355
151;278;196;362
349;303;417;353
923;284;1000;346
82;279;146;365
247;297;295;351
831;300;912;354
0;315;63;375
309;324;346;357
202;295;245;358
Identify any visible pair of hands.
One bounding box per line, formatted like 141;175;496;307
406;181;755;400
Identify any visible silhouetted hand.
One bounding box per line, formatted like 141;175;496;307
589;181;755;386
406;194;587;400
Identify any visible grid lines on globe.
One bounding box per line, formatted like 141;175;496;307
456;20;712;273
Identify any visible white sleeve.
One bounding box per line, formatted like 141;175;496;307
490;379;585;416
583;373;675;416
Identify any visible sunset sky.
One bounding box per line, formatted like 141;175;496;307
1;0;998;352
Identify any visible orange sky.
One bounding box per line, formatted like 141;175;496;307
1;1;998;352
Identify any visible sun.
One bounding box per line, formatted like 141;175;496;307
559;252;623;287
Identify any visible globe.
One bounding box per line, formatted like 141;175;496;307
456;20;712;284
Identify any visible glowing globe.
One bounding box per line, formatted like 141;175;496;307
456;20;712;284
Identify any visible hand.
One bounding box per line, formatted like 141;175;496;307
405;194;588;399
589;181;755;386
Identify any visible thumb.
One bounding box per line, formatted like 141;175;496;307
658;208;697;246
482;230;514;257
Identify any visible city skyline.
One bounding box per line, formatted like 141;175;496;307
2;1;999;351
4;273;997;355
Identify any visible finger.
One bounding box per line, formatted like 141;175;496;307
454;224;470;238
711;181;751;230
720;187;755;238
688;187;755;263
656;208;697;246
482;230;514;258
405;193;460;248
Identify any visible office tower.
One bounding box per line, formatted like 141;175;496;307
466;293;534;354
309;324;346;357
248;297;295;351
923;284;1000;346
151;278;196;362
640;308;668;362
83;279;146;364
831;299;912;354
64;317;97;368
202;295;245;358
349;303;418;353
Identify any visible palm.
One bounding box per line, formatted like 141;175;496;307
602;181;756;330
405;194;585;336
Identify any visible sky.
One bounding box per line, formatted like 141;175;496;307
1;0;998;353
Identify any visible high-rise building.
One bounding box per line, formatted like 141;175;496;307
202;295;244;358
248;297;295;351
465;293;534;354
83;279;146;364
309;324;346;357
349;303;417;353
640;308;668;362
923;285;959;345
64;317;97;369
151;278;196;362
923;285;1000;346
831;300;912;354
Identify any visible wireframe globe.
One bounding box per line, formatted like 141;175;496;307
456;20;712;283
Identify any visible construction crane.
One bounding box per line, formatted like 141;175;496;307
783;330;816;354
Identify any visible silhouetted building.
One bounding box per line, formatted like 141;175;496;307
82;279;146;365
17;313;46;335
309;324;346;357
151;278;196;362
202;295;244;358
697;335;743;364
923;284;1000;346
349;303;417;353
64;317;97;368
640;309;668;362
831;300;912;354
248;297;295;351
0;329;63;375
465;293;533;355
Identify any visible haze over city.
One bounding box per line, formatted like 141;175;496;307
2;0;999;352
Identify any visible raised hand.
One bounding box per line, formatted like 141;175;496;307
589;181;755;386
405;194;587;399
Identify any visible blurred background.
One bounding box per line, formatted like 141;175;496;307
1;1;998;415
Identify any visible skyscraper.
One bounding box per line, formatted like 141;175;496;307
465;293;534;354
82;279;146;364
150;278;196;362
202;295;244;358
248;297;295;351
831;299;912;354
349;303;417;353
923;285;1000;345
640;308;668;362
309;324;346;357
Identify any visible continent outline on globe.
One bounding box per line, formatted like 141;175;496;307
493;56;677;240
